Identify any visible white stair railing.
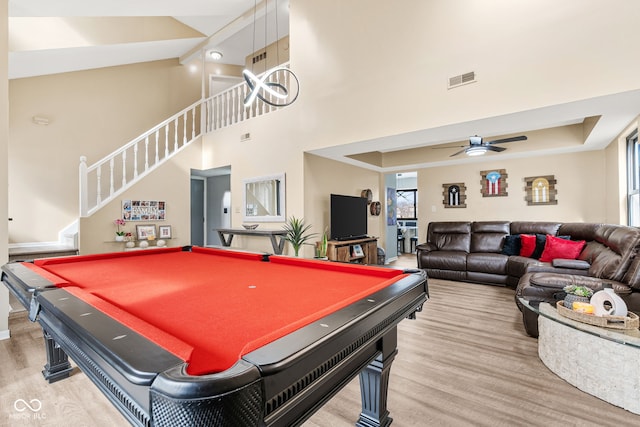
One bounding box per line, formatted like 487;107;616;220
79;100;203;217
79;63;292;217
204;63;292;131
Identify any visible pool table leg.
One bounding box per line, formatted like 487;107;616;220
41;330;73;383
356;328;398;427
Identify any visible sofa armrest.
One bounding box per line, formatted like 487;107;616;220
551;258;590;270
416;242;437;253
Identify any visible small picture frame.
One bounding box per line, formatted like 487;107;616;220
136;225;156;240
352;244;364;258
158;225;172;239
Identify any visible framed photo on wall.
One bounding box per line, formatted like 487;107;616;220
136;225;156;240
158;225;172;239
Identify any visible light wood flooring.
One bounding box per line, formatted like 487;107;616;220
1;254;639;426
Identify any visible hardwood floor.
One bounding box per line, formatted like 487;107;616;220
1;254;639;426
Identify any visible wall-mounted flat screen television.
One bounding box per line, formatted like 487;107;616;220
330;194;368;241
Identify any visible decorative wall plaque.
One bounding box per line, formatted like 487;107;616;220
524;175;558;205
480;169;508;197
442;183;467;208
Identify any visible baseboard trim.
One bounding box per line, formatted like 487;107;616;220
0;329;10;340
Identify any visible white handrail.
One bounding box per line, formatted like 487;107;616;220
79;62;292;217
79;100;204;217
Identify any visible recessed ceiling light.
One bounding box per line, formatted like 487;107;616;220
209;51;223;60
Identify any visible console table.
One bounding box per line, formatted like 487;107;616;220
216;228;288;255
520;299;640;414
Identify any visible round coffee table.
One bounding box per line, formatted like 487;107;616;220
520;299;640;415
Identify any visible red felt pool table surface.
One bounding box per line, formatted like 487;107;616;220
28;247;406;375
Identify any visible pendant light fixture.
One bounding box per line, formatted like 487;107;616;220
243;0;299;107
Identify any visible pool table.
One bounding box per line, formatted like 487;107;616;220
2;246;428;427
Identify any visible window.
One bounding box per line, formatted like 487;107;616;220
396;189;417;219
628;131;639;226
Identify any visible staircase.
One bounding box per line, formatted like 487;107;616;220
79;63;291;218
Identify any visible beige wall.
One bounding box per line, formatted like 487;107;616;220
415;150;606;232
303;154;382;257
79;139;202;254
198;0;639;256
9;59;203;243
5;0;640;257
290;0;640;153
1;0;9;337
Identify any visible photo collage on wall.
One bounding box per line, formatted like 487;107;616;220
122;200;166;221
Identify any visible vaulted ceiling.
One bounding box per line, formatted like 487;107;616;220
7;1;640;172
8;0;288;79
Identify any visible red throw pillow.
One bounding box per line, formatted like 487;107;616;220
519;234;536;257
539;235;586;262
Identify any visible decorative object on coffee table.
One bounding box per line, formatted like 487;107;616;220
562;285;594;309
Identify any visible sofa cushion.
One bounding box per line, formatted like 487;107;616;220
587;224;640;281
501;235;521;255
470;221;510;253
520;234;536;257
539;235;586;262
531;234;548;259
421;251;467;271
623;256;640;290
552;258;590;270
467;253;508;275
557;223;602;242
427;221;471;252
510;221;561;236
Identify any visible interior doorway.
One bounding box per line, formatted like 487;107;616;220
190;166;231;246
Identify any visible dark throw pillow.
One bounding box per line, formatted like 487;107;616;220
531;234;548;259
501;234;521;256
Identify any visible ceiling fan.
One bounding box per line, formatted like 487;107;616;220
435;135;528;157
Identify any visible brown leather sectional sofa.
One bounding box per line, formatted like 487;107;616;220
416;221;640;337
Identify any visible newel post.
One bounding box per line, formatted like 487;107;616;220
79;156;88;217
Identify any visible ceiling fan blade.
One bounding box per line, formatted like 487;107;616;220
449;148;468;157
431;145;466;149
486;145;506;152
486;135;527;145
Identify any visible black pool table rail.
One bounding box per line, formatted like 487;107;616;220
1;251;428;427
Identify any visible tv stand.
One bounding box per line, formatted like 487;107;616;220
327;237;378;265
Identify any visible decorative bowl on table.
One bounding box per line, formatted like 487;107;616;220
242;224;259;230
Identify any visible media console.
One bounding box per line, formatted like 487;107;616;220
327;237;378;264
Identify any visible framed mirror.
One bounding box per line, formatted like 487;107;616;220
243;173;286;222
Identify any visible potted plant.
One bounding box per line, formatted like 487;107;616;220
563;284;594;309
114;218;126;241
315;228;329;259
283;216;317;257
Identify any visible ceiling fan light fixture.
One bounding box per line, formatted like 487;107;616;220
466;146;487;156
469;135;483;145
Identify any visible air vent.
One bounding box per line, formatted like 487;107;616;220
240;132;251;142
252;51;267;65
448;71;476;89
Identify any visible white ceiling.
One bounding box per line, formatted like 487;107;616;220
7;1;640;171
8;0;289;79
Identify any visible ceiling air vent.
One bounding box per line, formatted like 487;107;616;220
240;132;251;142
448;71;476;89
